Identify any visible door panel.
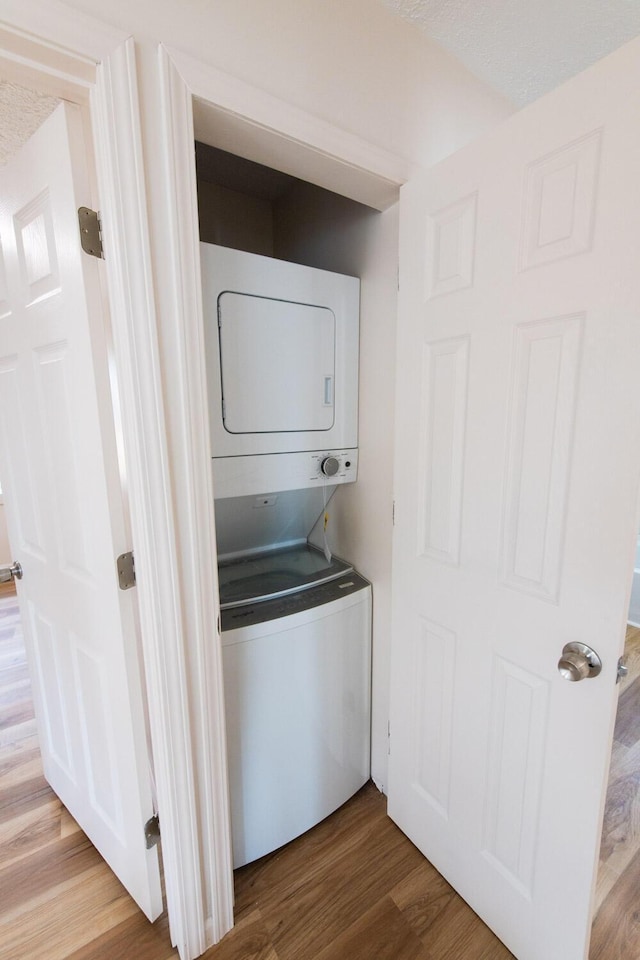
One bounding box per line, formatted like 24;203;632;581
0;102;162;920
501;313;583;600
388;38;640;960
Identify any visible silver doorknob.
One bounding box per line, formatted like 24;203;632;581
0;561;23;583
558;642;602;681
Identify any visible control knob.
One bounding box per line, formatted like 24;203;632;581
320;456;340;478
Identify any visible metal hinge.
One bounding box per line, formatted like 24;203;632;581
388;720;391;755
117;551;136;590
144;814;160;849
78;206;104;259
392;501;396;526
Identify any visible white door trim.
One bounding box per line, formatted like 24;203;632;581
0;10;222;959
93;41;233;956
155;44;235;949
155;41;408;945
164;43;411;211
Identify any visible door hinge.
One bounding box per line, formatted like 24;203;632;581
117;551;136;590
144;814;160;849
78;206;104;259
392;500;396;526
388;720;391;755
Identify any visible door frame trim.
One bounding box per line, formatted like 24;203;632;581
154;40;408;946
166;44;410;212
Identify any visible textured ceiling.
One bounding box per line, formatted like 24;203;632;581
379;0;640;106
0;80;59;165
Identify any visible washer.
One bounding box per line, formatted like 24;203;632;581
219;543;371;869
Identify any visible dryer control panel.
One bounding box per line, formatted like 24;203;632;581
313;452;355;482
213;449;358;499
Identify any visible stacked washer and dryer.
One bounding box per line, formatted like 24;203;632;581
201;242;371;869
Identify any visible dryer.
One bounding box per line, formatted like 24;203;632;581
201;243;360;498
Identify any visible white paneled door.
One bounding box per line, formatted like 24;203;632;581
0;103;162;920
388;37;640;960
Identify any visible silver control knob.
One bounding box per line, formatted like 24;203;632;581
321;456;340;477
557;642;602;681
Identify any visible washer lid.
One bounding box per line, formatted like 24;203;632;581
217;542;353;608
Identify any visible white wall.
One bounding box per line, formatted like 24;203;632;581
58;0;513;170
0;504;11;564
628;534;640;625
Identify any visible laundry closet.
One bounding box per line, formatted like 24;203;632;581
196;142;398;868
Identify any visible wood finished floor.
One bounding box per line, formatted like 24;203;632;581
0;583;638;960
590;624;640;958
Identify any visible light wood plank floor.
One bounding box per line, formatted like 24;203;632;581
590;624;640;958
0;585;638;960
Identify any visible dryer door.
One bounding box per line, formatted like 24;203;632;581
218;292;335;434
201;243;360;459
